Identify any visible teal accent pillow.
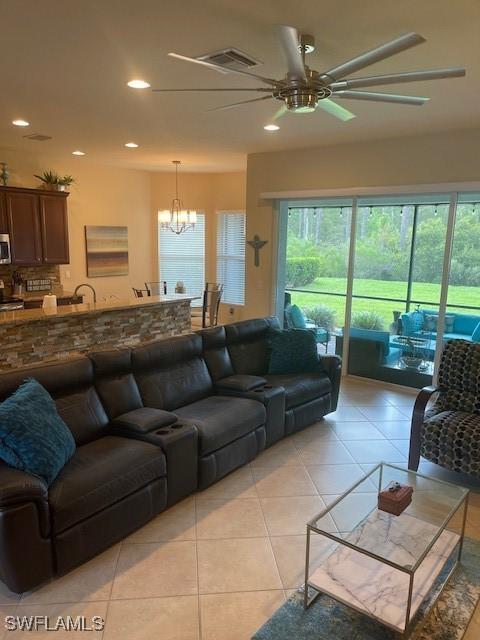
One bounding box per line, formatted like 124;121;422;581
424;314;438;332
289;305;307;329
411;310;424;332
472;321;480;343
0;379;75;486
444;314;455;334
268;329;319;374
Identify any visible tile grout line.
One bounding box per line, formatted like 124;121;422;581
254;460;289;593
193;495;202;640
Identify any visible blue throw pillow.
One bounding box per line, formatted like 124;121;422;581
268;329;319;374
289;304;307;329
472;321;480;343
411;310;424;332
0;379;75;486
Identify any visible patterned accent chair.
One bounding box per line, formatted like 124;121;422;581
408;340;480;478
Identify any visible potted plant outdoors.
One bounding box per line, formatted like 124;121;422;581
34;171;75;192
401;337;424;370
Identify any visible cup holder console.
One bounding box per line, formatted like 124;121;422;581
156;422;184;435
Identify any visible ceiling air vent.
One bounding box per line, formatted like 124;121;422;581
23;133;52;142
197;48;261;71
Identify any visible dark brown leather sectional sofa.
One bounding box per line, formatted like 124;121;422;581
0;317;341;593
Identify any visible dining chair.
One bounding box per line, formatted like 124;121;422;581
191;283;224;328
145;281;167;296
132;287;149;298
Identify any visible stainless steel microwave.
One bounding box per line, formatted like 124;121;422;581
0;234;11;264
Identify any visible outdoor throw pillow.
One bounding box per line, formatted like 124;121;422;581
0;379;75;486
289;304;307;329
411;309;424;332
444;314;455;333
424;314;438;332
268;329;319;374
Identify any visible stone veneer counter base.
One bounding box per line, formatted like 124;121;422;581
0;295;195;370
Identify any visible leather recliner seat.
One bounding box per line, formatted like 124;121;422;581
201;317;341;439
0;357;167;594
130;333;266;489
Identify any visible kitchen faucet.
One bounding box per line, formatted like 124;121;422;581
73;283;97;303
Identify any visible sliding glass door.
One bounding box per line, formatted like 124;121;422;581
446;193;480;350
277;189;480;388
283;199;352;354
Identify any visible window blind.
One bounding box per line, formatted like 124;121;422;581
216;212;246;305
158;213;205;306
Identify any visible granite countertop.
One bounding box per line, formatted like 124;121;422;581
0;294;198;327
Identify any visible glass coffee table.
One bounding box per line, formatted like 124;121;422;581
304;463;469;637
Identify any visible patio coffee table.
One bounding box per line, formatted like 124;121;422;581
304;463;469;637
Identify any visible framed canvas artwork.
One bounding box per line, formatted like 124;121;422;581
85;226;128;277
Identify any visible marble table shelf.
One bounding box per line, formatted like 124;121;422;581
308;510;460;633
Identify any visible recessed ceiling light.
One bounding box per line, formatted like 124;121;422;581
72;150;85;156
127;79;150;89
125;142;139;148
264;124;280;131
12;119;29;127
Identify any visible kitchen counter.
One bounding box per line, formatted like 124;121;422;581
0;295;197;370
0;294;197;326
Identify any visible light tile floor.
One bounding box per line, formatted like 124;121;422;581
2;378;479;639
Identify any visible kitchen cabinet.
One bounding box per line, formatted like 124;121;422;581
0;186;69;265
40;194;69;264
0;193;7;234
5;190;42;264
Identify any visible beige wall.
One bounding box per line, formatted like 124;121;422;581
0;147;153;301
0;148;246;313
150;171;246;322
245;127;480;320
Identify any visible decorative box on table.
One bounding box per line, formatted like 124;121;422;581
378;480;414;516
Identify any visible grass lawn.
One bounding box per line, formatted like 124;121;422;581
288;277;480;328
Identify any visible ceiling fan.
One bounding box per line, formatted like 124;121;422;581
152;26;465;122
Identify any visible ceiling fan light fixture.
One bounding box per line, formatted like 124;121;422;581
127;79;150;89
158;161;197;235
72;150;85;156
125;142;139;148
264;123;280;131
12;119;30;127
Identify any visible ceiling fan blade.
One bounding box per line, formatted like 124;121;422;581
207;95;273;112
320;32;426;82
330;67;466;90
333;90;429;105
276;25;307;81
316;98;356;121
168;52;277;85
272;104;288;120
152;87;272;92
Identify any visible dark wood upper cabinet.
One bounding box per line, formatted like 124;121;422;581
0;186;70;265
5;190;42;264
0;193;7;234
39;194;69;264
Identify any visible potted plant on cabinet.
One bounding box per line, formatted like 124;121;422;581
34;171;75;191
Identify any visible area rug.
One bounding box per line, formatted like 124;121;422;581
252;538;480;640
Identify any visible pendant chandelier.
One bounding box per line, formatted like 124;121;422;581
158;160;197;235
